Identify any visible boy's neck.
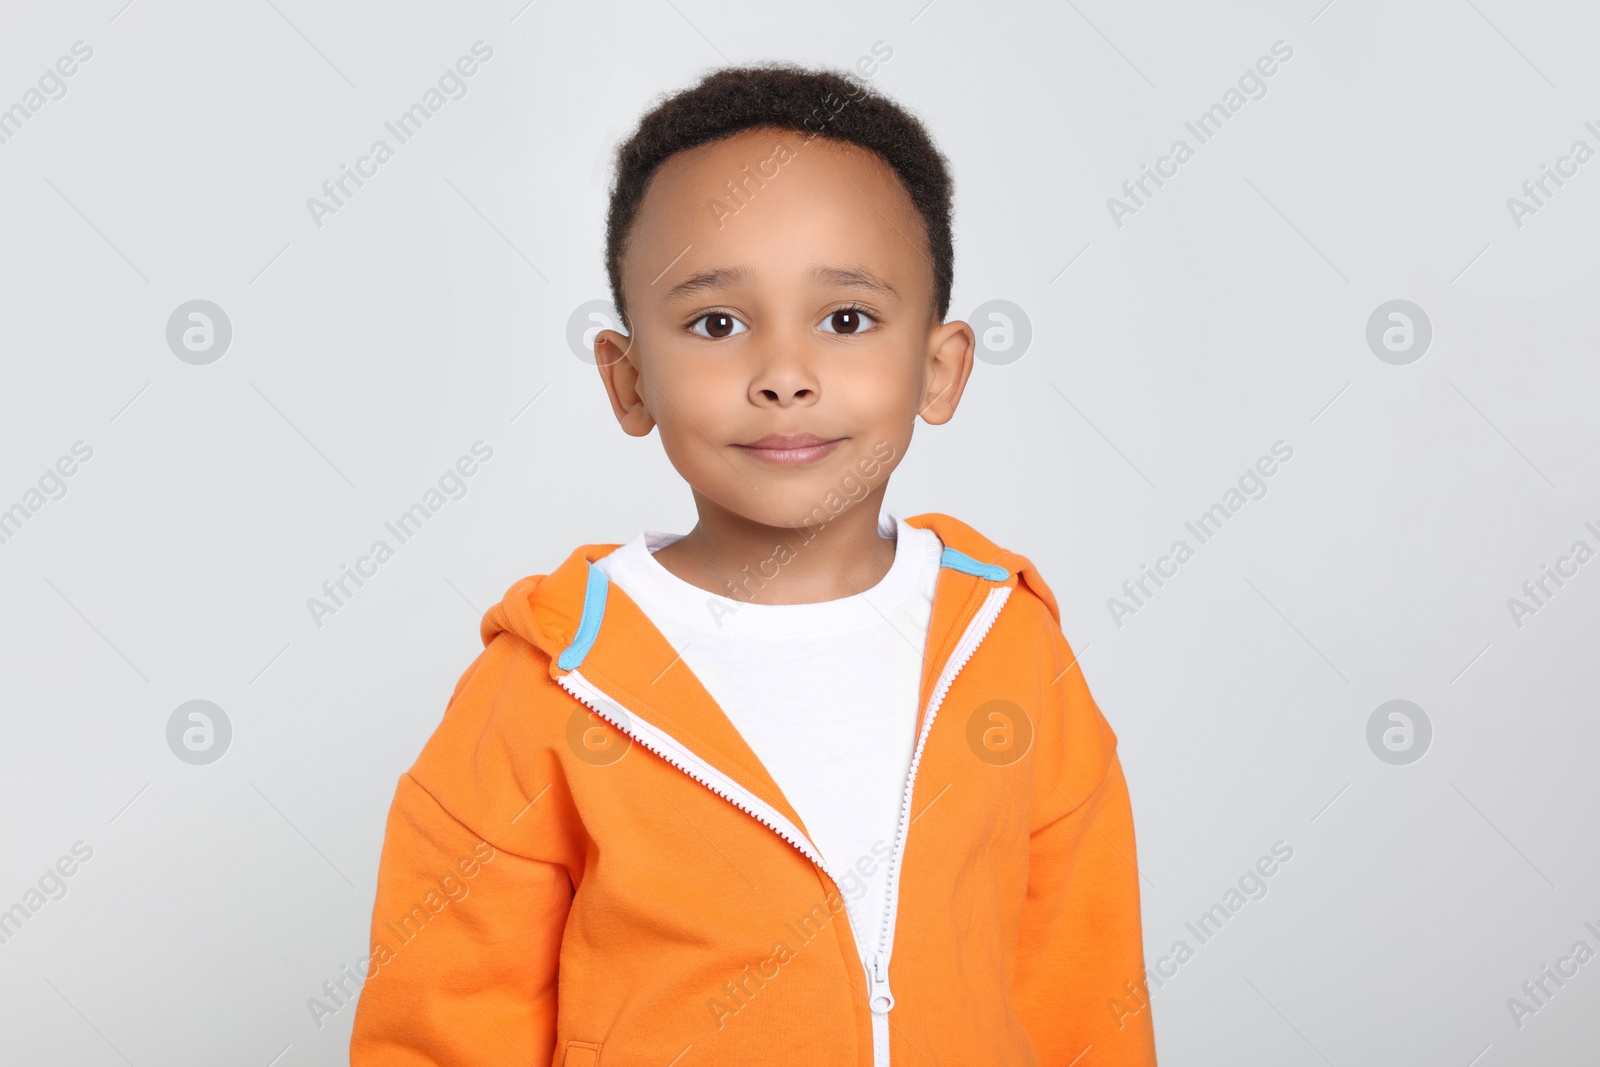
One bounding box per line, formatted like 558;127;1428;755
649;485;898;606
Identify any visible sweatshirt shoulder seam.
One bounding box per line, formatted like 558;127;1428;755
1036;749;1117;833
399;769;550;865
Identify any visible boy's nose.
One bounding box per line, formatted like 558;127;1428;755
748;339;821;406
751;377;817;405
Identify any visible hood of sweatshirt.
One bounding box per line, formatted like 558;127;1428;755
475;511;1064;844
483;511;1061;654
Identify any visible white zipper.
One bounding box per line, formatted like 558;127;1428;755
555;669;832;870
864;583;1011;1062
557;668;881;1037
554;582;1012;1066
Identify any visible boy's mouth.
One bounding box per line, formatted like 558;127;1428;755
733;432;846;466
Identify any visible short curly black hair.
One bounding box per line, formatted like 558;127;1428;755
603;61;955;331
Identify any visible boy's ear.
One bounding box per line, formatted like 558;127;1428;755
918;318;976;426
594;328;657;437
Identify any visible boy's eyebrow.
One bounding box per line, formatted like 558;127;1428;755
809;265;899;299
661;265;754;301
660;264;899;301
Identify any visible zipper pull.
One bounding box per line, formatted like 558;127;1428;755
867;952;895;1014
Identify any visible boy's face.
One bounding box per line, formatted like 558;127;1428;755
594;127;974;531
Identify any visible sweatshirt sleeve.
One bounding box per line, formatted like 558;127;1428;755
350;634;580;1066
1012;621;1159;1066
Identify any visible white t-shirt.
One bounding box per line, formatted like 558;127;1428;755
594;510;943;960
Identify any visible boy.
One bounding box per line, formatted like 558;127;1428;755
351;62;1157;1066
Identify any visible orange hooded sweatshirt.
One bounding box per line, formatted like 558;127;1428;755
349;513;1158;1066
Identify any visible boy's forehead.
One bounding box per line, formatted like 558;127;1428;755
623;128;931;299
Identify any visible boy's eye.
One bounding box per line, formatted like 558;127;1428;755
689;312;746;339
820;307;876;335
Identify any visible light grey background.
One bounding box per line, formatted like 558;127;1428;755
2;0;1596;1063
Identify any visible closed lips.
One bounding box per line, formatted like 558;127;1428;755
739;433;842;449
733;434;846;466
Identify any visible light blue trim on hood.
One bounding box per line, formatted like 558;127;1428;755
557;562;609;670
940;546;1009;582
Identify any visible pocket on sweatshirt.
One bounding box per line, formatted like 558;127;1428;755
563;1040;603;1066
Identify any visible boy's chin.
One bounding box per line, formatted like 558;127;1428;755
703;488;873;534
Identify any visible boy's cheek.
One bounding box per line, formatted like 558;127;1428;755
853;438;902;485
